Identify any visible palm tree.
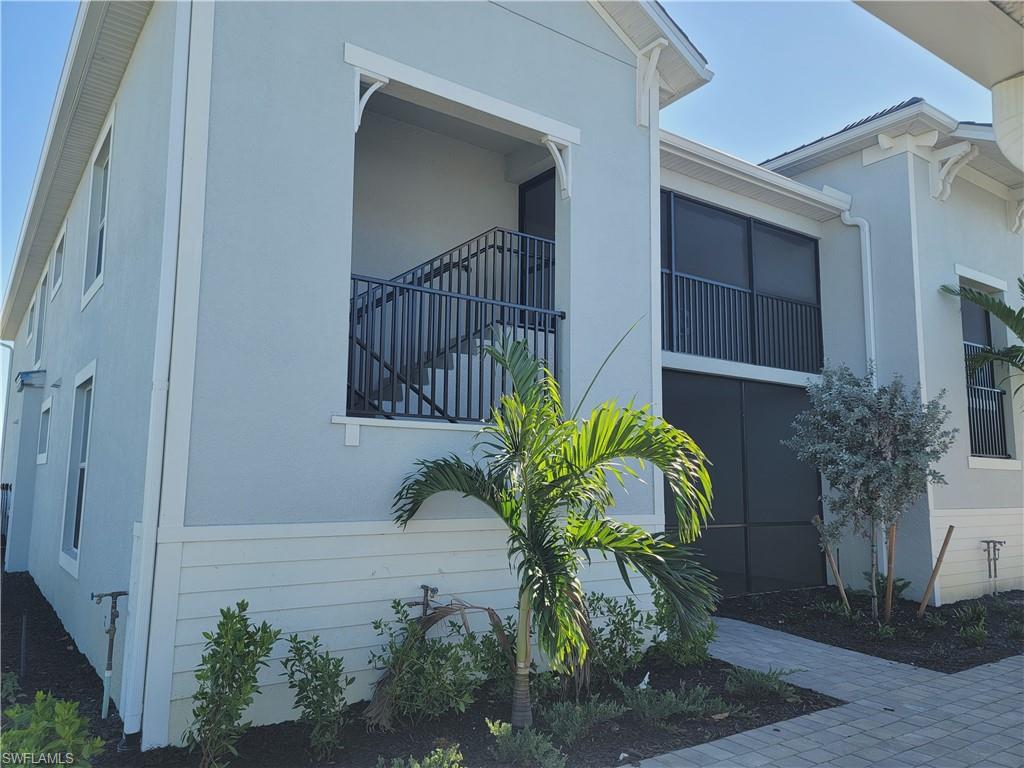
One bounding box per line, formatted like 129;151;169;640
943;277;1024;398
393;337;717;728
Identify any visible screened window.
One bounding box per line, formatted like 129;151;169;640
85;132;111;300
959;291;1009;458
34;272;48;365
37;398;52;464
673;197;749;288
27;299;35;346
51;234;65;297
62;367;96;573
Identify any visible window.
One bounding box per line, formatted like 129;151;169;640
83;131;111;306
660;191;823;374
34;272;48;366
37;397;52;465
26;298;35;347
960;293;1009;458
60;363;96;576
51;232;65;298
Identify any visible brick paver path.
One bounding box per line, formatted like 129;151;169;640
637;618;1024;767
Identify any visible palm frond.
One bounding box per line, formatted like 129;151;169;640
393;455;508;528
942;282;1024;340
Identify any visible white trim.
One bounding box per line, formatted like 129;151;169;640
647;75;666;530
36;396;52;465
343;44;580;146
58;550;79;579
968;456;1022;471
330;414;483;434
542;136;571;199
929;141;979;201
587;1;640;56
354;70;388;132
58;359;97;580
81;112;115;312
636;39;667;127
50;224;66;300
955;264;1009;293
25;296;35;347
662;351;820;388
33;268;48;368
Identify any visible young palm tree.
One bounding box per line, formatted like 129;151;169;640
943;277;1024;398
393;338;717;728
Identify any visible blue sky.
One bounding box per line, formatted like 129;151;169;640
0;1;991;289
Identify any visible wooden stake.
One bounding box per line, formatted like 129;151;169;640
883;524;897;624
813;516;850;612
917;525;955;618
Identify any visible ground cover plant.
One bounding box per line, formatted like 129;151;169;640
1;691;105;767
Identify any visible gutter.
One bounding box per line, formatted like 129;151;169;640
118;1;192;748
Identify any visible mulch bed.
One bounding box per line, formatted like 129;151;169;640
716;586;1024;673
2;570;839;768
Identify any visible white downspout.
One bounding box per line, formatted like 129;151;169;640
118;1;192;748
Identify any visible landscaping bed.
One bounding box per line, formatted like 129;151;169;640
2;571;840;768
716;585;1024;673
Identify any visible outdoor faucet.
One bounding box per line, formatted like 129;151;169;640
92;590;128;719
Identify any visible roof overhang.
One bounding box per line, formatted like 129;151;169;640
660;132;848;222
856;1;1024;88
594;1;714;105
1;1;152;340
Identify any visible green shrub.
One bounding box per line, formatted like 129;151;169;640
2;672;21;705
368;600;481;724
959;623;988;648
473;613;517;695
1008;619;1024;641
875;624;896;641
618;681;728;723
587;592;649;682
282;633;354;761
922;612;947;629
540;696;625;747
724;667;800;703
486;719;565;768
863;572;912;602
183;600;281;768
377;745;465;768
651;585;716;667
953;603;987;628
2;691;104;767
810;599;850;619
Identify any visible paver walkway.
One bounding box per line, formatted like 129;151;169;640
638;618;1024;768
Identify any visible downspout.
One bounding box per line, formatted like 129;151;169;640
0;340;13;558
118;1;192;749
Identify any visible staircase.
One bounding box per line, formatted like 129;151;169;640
347;227;562;422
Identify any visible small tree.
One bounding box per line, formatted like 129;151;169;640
785;365;955;623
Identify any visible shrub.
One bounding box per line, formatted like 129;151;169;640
377;745;465;768
922;612;947;629
183;600;281;768
368;600;481;724
988;595;1015;617
811;599;850;619
587;592;649;682
953;603;987;628
282;633;354;761
651;585;716;667
959;623;988;648
2;691;104;767
863;571;912;603
1008;619;1024;641
618;681;728;723
724;667;799;703
540;696;625;747
473;613;517;695
2;672;21;705
875;624;896;641
486;719;565;768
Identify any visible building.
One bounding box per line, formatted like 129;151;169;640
1;0;1020;750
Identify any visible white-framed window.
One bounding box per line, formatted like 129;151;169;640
82;127;112;309
60;361;96;578
37;397;52;465
51;229;65;299
34;270;48;367
26;297;36;347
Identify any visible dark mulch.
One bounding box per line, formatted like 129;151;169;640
2;570;839;768
716;586;1024;673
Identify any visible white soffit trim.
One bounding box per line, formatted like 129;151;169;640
660;132;845;222
0;1;152;341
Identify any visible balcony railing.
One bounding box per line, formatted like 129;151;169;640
662;273;823;374
964;341;1009;458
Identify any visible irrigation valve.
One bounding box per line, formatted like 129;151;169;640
981;540;1006;595
92;590;128;720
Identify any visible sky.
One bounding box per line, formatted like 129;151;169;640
0;1;993;291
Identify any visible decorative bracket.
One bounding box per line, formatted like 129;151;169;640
542;136;571;199
354;70;388;132
636;38;668;127
1010;198;1024;234
929;141;978;201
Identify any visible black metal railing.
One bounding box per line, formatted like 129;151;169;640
348;275;563;422
662;273;823;374
964;341;1009;458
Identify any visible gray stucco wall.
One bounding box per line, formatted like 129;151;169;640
1;3;175;702
184;1;656;526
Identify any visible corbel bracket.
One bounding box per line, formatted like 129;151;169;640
542;136;571;199
354;70;389;132
929;141;978;201
1010;198;1024;234
636;38;668;127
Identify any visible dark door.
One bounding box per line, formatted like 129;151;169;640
517;170;556;319
662;370;824;595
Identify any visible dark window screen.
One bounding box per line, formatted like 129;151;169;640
674;198;749;288
960;298;991;346
519;170;555;240
752;222;818;304
748;525;824;592
661;191;672;270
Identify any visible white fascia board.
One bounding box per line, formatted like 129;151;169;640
660;132;846;219
763;101;958;174
952;124;997;143
640;0;714;99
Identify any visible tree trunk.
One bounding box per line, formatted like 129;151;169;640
869;524;879;622
510;597;533;729
883;524;897;624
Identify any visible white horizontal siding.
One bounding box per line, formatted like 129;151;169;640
932;508;1024;603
